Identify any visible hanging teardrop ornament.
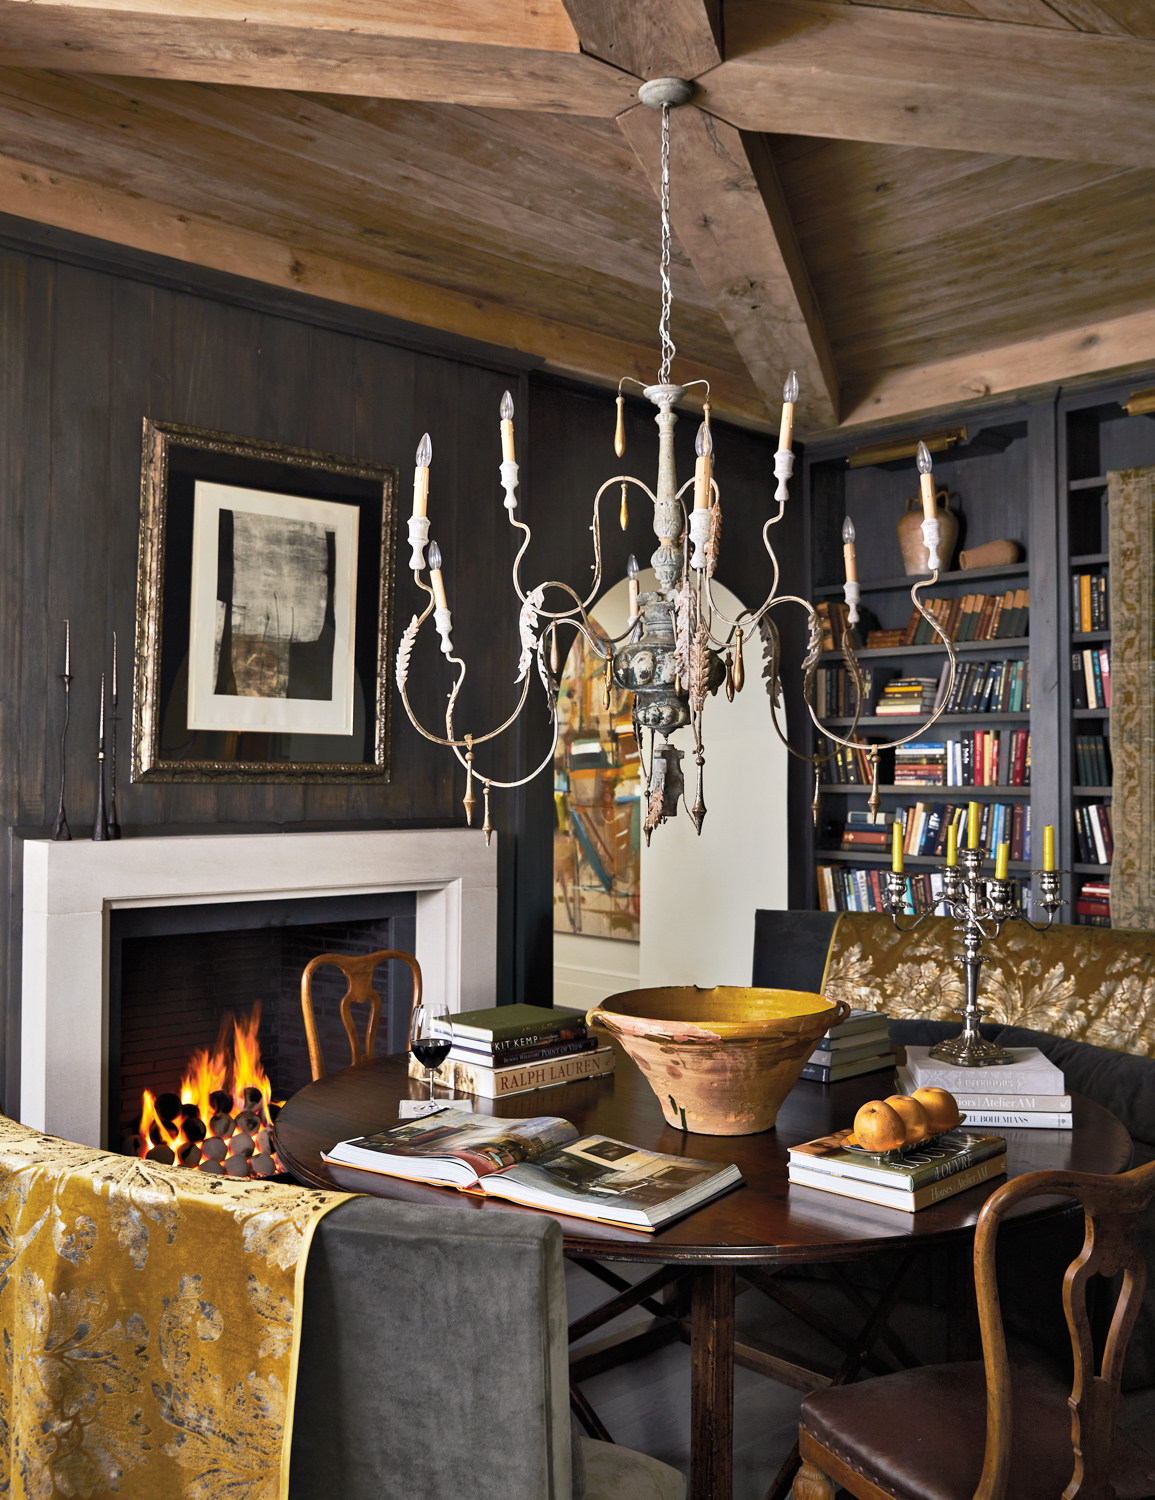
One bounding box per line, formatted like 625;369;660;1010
674;672;683;699
725;653;735;702
614;394;626;458
482;782;493;847
619;483;628;531
868;748;881;822
463;737;476;826
812;759;821;828
603;653;613;711
550;622;559;675
690;750;706;834
733;627;745;692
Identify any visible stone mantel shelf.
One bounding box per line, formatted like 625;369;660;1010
20;828;498;1148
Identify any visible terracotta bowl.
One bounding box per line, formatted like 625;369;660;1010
588;986;850;1136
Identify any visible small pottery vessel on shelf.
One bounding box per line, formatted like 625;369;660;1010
587;986;849;1135
898;490;959;575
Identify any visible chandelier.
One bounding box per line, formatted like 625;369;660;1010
393;79;958;849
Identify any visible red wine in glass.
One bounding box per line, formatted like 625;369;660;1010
409;1003;451;1102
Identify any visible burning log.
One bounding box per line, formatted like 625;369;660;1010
134;1003;285;1179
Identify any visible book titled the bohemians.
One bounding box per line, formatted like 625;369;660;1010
787;1127;1007;1212
323;1110;742;1231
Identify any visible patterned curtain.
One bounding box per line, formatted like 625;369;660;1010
1108;467;1155;929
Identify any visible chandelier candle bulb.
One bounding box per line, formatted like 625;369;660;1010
500;390;516;463
412;432;432;518
428;542;448;610
1043;824;1056;871
892;822;904;873
917;441;936;521
693;422;713;509
995;841;1010;881
968;800;981;850
779;370;798;450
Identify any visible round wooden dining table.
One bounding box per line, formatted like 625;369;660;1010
276;1042;1132;1500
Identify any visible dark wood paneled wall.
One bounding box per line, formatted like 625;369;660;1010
0;216;796;1116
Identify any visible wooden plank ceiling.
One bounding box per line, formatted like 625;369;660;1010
0;0;1154;434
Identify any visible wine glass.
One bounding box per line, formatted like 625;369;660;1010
409;1000;451;1105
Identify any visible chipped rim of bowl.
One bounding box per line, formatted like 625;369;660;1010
588;986;847;1045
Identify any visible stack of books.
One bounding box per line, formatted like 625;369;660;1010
800;1009;894;1083
894;741;947;786
413;1004;616;1099
788;1127;1007;1211
876;677;941;717
1077;878;1110;926
896;1046;1071;1129
839;811;895;854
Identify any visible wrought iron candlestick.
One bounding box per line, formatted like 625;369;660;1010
108;632;121;839
882;841;1065;1067
52;619;72;841
93;670;110;842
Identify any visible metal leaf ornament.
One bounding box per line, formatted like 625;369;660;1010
643;779;666;845
689;624;711;715
758;615;783;710
706;500;722;578
673;565;694;683
395;614;421;690
801;607;823;709
516;586;546;682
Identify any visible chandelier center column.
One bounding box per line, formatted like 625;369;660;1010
647;384;685;591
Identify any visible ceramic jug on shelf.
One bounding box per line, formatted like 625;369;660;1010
898;489;959;575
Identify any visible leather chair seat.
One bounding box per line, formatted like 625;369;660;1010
800;1361;1155;1500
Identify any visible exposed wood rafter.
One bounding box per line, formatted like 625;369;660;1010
699;0;1155;169
560;0;721;77
618;103;838;429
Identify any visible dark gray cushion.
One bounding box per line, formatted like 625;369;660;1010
752;910;838;994
289;1197;571;1499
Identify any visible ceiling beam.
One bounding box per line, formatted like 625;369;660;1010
0;148;768;427
0;3;635;113
839;305;1155;430
618;103;838;431
560;0;721;78
698;0;1155;169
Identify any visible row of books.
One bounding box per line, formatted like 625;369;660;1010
941;658;1029;715
800;1007;895;1084
893;729;1030;787
816;865;1030;915
1074;733;1112;787
425;1004;615;1099
1072;647;1111;710
902;800;1028;860
1072;571;1108;633
890;588;1030;647
819;740;875;785
1073;803;1113;867
1076;878;1110;926
815;666;875;719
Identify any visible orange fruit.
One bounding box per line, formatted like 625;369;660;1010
885;1094;931;1146
853;1099;907;1152
911;1086;961;1134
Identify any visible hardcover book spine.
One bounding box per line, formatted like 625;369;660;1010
789;1154;1007;1210
414;1047;616;1098
960;1111;1073;1129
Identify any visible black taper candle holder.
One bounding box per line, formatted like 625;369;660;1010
52;667;72;841
93;670;110;841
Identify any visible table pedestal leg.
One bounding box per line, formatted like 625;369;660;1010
690;1265;734;1500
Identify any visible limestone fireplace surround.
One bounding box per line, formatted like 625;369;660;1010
21;828;498;1148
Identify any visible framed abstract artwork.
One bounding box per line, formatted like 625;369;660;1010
133;419;397;782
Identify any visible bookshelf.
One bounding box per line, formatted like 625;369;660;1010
792;374;1155;926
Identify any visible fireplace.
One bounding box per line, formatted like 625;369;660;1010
21;829;498;1147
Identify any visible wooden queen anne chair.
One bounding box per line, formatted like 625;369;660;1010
300;949;422;1081
794;1159;1155;1500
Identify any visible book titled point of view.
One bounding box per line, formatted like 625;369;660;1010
323;1111;743;1231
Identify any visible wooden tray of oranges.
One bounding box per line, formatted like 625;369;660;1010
843;1086;965;1162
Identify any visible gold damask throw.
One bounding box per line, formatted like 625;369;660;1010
1108;466;1155;929
0;1116;351;1499
823;912;1155;1055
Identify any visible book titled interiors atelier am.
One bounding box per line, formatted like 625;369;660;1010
323;1111;742;1231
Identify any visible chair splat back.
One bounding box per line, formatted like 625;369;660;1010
973;1159;1155;1500
300;949;422;1080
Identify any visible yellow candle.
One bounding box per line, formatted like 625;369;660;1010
916;440;936;522
693;422;713;510
841;517;857;582
428;540;448;610
412;432;431;518
967;800;981;850
946;821;958;867
500;390;515;463
779;370;798;449
1043;824;1055;872
995;841;1009;881
892;823;904;874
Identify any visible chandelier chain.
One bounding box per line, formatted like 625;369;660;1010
659;103;675;385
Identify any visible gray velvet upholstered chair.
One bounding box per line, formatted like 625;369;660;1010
288;1195;686;1500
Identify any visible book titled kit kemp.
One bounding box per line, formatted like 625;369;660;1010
324;1110;742;1231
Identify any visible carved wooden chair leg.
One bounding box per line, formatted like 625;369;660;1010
791;1458;836;1499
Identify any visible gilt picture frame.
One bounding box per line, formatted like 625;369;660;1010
133;419;397;783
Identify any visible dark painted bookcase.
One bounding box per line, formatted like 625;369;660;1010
792;372;1155;923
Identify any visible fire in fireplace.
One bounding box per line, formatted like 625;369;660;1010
134;1004;283;1178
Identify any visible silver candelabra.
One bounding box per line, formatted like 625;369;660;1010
882;841;1065;1067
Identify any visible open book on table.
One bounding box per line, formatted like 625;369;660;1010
323;1109;742;1231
